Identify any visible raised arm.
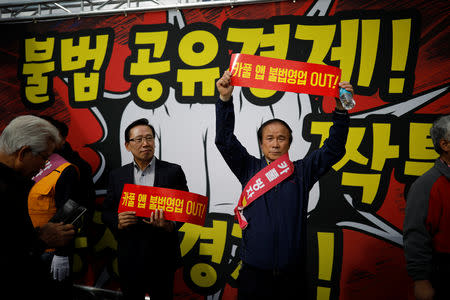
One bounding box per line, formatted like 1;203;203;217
299;82;352;189
216;70;234;102
215;71;257;184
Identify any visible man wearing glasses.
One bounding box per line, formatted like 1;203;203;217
102;118;188;300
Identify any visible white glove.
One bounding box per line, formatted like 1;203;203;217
50;255;70;281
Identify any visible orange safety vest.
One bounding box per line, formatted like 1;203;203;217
28;160;76;228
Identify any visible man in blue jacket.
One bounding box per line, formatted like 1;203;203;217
215;70;352;299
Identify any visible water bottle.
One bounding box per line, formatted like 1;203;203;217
339;88;355;110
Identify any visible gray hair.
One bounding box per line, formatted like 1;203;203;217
0;115;61;155
430;114;450;154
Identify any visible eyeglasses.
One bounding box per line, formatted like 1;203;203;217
129;136;154;144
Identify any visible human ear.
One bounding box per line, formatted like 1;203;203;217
17;146;31;161
125;142;132;152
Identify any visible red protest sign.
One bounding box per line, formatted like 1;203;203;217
229;53;341;98
118;184;208;226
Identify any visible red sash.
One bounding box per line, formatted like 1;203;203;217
118;184;209;226
235;153;294;229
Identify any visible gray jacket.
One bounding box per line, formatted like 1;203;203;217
403;159;450;280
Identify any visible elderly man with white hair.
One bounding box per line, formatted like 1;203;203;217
0;115;75;300
403;114;450;300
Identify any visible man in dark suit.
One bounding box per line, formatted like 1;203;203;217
101;118;188;300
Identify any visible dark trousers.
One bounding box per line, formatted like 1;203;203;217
119;260;175;300
432;252;450;300
237;263;306;300
41;252;74;300
5;256;57;300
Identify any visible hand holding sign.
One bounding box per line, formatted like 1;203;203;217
143;209;175;231
118;211;138;230
216;70;233;102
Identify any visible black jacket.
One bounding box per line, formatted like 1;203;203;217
0;162;48;295
101;158;188;272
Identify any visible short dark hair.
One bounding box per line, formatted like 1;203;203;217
257;119;293;145
39;115;69;138
125;118;156;142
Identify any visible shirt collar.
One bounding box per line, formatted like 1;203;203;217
436;158;450;180
440;158;450;167
133;155;155;172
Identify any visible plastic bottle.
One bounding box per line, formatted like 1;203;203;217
339;88;355;110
